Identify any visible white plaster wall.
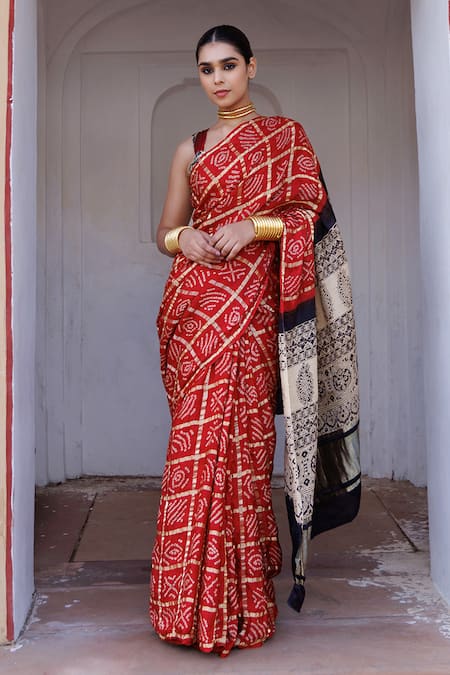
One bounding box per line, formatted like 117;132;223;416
35;1;48;486
36;0;425;486
11;0;37;637
410;0;450;604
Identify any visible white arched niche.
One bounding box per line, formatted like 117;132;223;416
37;0;422;486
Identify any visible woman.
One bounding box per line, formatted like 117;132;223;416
150;25;361;656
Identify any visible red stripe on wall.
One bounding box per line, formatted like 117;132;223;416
4;0;15;642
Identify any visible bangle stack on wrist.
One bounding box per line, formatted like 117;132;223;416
164;226;191;254
249;215;284;241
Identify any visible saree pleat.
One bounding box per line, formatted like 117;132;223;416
152;244;281;655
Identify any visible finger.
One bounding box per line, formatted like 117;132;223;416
187;241;220;259
199;243;225;263
225;243;241;261
203;243;222;258
198;249;222;263
210;231;226;247
220;239;238;257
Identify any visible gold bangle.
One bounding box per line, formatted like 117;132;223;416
248;215;284;241
164;226;191;254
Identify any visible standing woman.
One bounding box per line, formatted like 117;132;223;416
151;25;360;657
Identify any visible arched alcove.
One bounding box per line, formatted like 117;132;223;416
37;0;424;487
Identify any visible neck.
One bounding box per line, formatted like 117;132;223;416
217;101;255;120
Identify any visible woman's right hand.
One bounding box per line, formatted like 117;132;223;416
178;228;223;266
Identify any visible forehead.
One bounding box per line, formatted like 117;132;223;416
197;41;243;64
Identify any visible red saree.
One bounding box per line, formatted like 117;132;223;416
150;116;360;655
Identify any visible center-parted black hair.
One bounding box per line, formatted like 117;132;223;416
195;25;254;64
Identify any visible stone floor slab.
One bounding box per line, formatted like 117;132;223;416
74;492;157;562
35;560;150;589
34;491;93;570
25;585;149;635
367;478;429;552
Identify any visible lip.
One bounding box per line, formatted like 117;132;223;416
214;90;230;97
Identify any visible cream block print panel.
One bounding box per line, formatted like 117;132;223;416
63;49;352;476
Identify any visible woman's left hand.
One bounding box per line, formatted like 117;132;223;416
209;220;255;261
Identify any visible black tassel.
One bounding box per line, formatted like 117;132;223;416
287;583;306;612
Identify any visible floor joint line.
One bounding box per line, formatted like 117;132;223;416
68;493;97;563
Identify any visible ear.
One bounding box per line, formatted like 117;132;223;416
248;56;257;80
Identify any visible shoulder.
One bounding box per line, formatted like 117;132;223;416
257;115;308;136
174;135;195;160
255;115;313;150
170;135;195;173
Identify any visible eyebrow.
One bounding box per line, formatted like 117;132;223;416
197;57;239;67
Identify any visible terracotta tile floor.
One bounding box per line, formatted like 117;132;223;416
1;477;450;674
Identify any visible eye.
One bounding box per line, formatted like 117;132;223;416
224;63;236;71
200;67;212;75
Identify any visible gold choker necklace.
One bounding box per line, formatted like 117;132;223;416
217;102;256;120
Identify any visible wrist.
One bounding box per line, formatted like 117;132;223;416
164;226;191;254
248;215;284;241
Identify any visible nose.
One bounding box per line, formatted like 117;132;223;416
213;68;224;85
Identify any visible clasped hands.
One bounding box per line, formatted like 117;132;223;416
178;220;255;266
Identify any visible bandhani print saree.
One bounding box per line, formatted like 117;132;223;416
150;116;360;655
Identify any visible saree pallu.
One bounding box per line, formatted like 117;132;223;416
150;116;360;654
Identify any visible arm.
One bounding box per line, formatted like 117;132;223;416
156;138;193;255
156;138;222;265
